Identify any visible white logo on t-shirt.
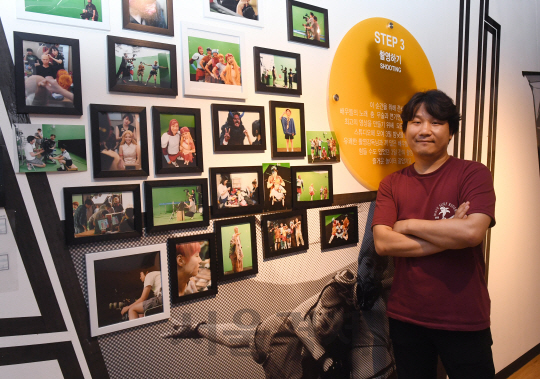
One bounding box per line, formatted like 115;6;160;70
433;202;457;220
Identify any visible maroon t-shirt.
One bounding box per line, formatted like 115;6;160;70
372;156;496;331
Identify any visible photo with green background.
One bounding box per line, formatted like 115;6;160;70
220;223;253;274
188;36;241;75
260;54;297;88
152;185;201;226
291;5;326;41
296;171;329;201
19;124;87;173
159;114;196;135
275;107;302;150
116;50;171;87
25;0;102;21
325;212;353;226
306;131;340;155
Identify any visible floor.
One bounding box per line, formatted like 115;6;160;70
509;354;540;379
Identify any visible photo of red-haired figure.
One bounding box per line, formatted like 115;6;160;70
21;40;75;108
167;234;218;304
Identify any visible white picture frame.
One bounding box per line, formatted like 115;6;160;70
181;23;247;99
16;0;110;31
202;0;264;28
86;244;170;337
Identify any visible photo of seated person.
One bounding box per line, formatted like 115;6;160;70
15;124;87;173
151;186;204;227
24;136;45;170
93;249;165;331
98;111;141;171
72;194;134;237
121;268;163;320
118;130;141;170
22;41;74;108
216;173;259;208
173;241;211;298
51;143;77;171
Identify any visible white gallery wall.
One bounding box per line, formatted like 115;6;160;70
0;0;539;376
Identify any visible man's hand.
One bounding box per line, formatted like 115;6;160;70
162;320;204;339
120;305;129;316
454;201;470;219
393;201;471;235
224;128;230;142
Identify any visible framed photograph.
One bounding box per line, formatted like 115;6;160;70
262;162;292;211
107;36;177;96
17;0;110;31
262;210;308;259
152;106;203;174
167;233;218;304
287;0;329;48
291;165;333;209
14;32;82;115
306;131;340;163
254;46;301;96
14;124;87;173
320;206;359;250
269;101;306;158
122;0;174;36
90;104;149;178
203;0;263;27
215;216;258;281
63;184;142;245
144;179;209;233
181;23;246;99
211;104;266;152
86;244;170;337
209;166;264;218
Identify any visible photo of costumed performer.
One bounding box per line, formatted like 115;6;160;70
280;108;296;152
228;226;244;273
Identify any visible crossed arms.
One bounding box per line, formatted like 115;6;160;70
373;201;492;257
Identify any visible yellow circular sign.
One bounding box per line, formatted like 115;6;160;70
328;18;436;190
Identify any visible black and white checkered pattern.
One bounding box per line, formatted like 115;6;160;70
71;202;374;379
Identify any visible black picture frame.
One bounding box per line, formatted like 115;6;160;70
291;165;333;209
269;101;306;158
286;0;330;48
262;162;293;211
320;206;359;250
90;104;149;178
122;0;174;36
14;32;83;115
63;184;142;245
107;35;178;96
253;46;302;96
214;216;259;281
209;166;264;219
261;210;309;259
144;179;209;233
168;233;218;304
152;106;203;174
211;104;266;152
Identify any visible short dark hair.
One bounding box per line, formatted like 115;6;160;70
400;90;461;136
60;144;67;149
27;136;35;143
84;198;94;206
27;48;33;52
123;113;134;123
50;134;56;138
